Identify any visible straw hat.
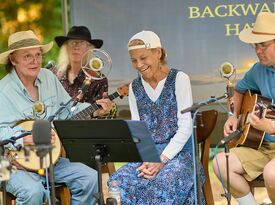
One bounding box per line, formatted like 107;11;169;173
0;30;53;64
239;12;275;43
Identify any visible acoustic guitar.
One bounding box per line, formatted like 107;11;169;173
229;90;275;149
9;84;129;171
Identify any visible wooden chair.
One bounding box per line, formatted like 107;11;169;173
52;184;71;205
248;174;265;195
196;109;218;205
102;162;116;176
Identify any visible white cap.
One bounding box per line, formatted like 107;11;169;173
128;30;162;51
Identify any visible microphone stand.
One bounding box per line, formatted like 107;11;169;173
181;93;228;205
93;145;118;205
49;147;56;205
0;144;8;205
220;143;231;205
217;130;242;205
35;144;56;205
45;79;91;204
181;94;228;114
48;78;92;122
47;98;75;122
0;132;31;205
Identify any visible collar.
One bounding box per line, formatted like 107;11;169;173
10;68;42;94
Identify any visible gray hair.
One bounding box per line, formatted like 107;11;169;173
56;44;70;74
56;43;95;75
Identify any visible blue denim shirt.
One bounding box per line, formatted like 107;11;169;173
0;68;89;148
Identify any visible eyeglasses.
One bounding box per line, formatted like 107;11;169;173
250;40;275;51
22;52;43;63
67;40;90;48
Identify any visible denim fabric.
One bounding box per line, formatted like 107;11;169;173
6;158;98;205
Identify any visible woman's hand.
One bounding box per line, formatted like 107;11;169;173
136;162;165;179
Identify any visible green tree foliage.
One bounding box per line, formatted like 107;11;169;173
0;0;65;79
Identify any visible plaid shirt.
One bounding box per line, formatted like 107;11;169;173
55;67;108;104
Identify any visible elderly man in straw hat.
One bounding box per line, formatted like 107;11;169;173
0;30;113;204
213;12;275;205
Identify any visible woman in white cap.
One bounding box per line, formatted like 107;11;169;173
107;30;205;204
213;12;275;205
0;30;114;204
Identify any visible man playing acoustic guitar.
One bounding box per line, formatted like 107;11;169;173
0;30;114;204
213;12;275;205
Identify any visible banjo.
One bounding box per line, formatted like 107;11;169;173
8;84;129;171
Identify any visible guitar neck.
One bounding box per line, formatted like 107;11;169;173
70;91;119;120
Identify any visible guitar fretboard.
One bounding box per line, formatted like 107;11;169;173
70;91;119;120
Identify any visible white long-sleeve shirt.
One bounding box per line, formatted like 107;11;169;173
129;71;193;160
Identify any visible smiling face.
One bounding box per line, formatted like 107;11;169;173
9;47;43;83
129;47;162;80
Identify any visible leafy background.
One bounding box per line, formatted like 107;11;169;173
0;0;66;79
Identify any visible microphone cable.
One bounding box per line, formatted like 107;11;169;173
214;144;227;193
45;160;52;205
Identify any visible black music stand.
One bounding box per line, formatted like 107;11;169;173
53;119;160;205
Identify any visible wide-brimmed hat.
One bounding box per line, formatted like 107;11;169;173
239;12;275;44
55;26;103;48
0;30;53;64
128;30;162;51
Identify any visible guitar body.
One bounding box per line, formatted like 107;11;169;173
229;91;272;149
9;120;61;171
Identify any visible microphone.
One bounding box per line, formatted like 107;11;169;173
218;129;242;146
220;62;235;113
220;62;235;79
89;57;103;72
44;60;56;70
32;119;51;171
